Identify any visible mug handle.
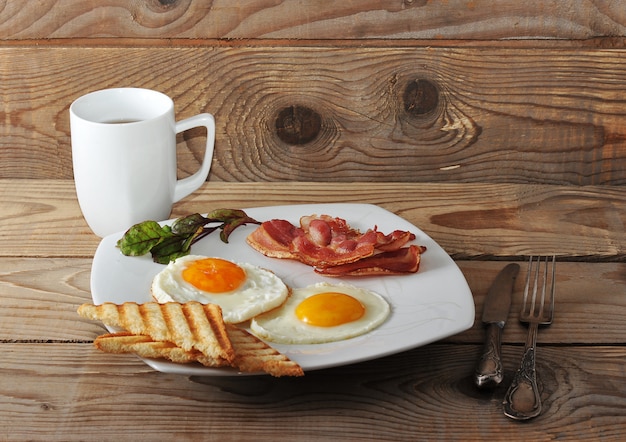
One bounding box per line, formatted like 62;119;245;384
173;113;216;202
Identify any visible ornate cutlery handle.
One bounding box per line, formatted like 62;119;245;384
475;323;504;388
503;323;542;420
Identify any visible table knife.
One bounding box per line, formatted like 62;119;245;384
474;263;520;388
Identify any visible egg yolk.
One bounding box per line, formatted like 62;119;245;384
182;258;246;293
295;292;365;327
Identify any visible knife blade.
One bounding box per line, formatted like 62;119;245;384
474;263;520;388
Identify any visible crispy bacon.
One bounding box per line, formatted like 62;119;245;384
315;245;426;276
375;229;416;252
245;214;425;276
290;228;378;267
246;219;302;259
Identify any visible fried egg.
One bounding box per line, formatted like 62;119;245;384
151;255;290;324
250;282;390;344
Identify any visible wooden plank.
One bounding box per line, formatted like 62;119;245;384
0;257;93;342
1;342;624;440
0;180;624;259
1;46;626;184
1;0;625;40
2;257;625;345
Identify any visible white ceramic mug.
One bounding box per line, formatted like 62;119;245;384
70;88;215;237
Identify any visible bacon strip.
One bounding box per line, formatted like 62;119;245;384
375;230;416;251
290;228;378;267
246;215;425;276
315;245;426;276
246;219;302;259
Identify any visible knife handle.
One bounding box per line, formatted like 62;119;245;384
474;323;503;388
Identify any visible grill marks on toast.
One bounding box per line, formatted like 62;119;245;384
94;327;304;377
94;332;229;367
94;332;198;364
79;301;303;377
225;325;304;377
182;302;234;362
78;301;234;363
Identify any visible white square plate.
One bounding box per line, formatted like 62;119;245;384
90;203;474;376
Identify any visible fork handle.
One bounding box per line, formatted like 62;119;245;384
503;323;542;420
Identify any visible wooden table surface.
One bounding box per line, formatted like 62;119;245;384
1;179;625;441
3;2;626;441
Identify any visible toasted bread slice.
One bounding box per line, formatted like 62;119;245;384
78;301;234;363
92;327;304;377
94;332;228;367
225;324;304;377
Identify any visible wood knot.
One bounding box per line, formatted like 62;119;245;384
275;106;322;145
403;79;439;116
404;0;429;6
147;0;182;11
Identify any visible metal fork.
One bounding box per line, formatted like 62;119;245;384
503;255;556;420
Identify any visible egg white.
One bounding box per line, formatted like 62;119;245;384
151;255;290;324
250;282;390;344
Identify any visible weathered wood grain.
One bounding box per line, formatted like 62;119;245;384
1;0;626;40
2;1;625;438
0;257;92;342
1;180;624;259
1;343;624;441
0;180;624;440
2;256;624;345
2;46;626;184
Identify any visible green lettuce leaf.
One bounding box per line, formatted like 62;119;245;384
116;209;260;263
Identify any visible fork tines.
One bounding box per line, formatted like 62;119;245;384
522;255;556;324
